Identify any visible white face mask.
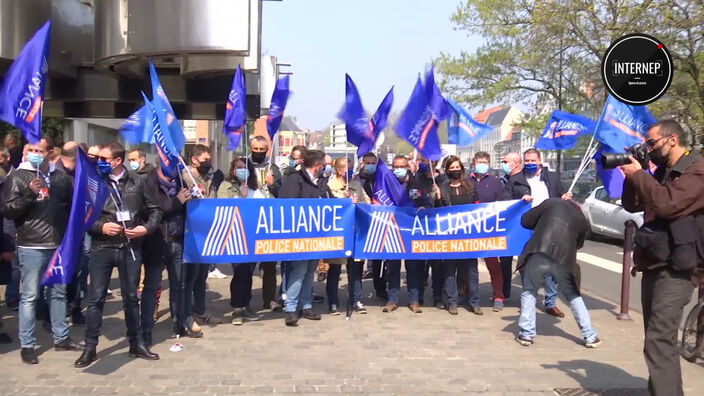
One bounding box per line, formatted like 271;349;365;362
129;161;140;171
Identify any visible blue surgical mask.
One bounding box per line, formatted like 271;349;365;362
501;163;512;174
364;164;377;174
235;168;249;183
418;163;428;174
289;158;297;169
129;161;140;171
474;163;489;174
393;168;408;179
27;153;44;169
96;160;113;176
524;163;539;175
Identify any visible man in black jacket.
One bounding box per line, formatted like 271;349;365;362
279;150;332;326
75;142;163;368
1;137;81;364
504;148;570;318
514;198;600;348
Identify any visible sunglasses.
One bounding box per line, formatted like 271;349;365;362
96;156;114;162
645;135;672;148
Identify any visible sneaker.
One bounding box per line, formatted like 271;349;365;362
468;306;483;315
493;299;504;312
207;268;228;279
585;337;602;348
329;304;340;315
243;307;261;321
193;312;223;325
353;302;367;314
515;335;534;347
434;299;445;310
231;309;244;326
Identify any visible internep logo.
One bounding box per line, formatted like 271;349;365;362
363;211;406;253
201;206;249;256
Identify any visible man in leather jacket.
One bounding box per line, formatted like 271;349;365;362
1;137;80;364
621;120;704;396
75;142;163;368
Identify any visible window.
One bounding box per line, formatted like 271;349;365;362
595;187;609;203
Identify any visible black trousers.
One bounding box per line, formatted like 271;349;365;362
230;263;255;308
371;260;387;299
259;261;278;307
500;256;513;298
641;267;694;396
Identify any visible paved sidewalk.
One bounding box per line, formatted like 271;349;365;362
0;265;703;395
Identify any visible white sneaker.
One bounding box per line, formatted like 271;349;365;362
207;268;228;279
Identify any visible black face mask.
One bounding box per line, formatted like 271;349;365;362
447;170;462;180
197;161;211;175
649;146;669;167
251;151;267;164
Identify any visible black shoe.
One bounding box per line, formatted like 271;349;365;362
300;309;321;320
128;344;159;360
285;312;299;327
74;348;97;368
71;311;86;326
21;347;38;364
0;332;12;344
312;294;324;304
55;337;82;351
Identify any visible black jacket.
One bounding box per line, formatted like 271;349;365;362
0;165;72;248
517;198;588;290
136;163;155;177
503;168;566;200
88;166;163;248
144;169;187;239
279;169;333;199
437;180;478;207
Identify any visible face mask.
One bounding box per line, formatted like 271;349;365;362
235;168;249;182
523;163;539;175
197;161;211;175
97;160;113;176
251;151;267;164
346;169;354;179
501;163;512;174
322;164;333;178
129;161;140;171
418;163;428;174
474;163;489;174
27;153;44;169
364;164;377;175
649;144;670;166
447;170;462;180
393;168;408;179
289;158;297;169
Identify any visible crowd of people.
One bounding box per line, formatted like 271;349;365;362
0;119;699;396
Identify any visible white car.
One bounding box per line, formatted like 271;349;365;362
581;186;644;239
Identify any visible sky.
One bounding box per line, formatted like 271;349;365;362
262;0;480;131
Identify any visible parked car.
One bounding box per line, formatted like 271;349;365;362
581;186;644;239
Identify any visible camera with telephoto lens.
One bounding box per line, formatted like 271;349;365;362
600;142;649;169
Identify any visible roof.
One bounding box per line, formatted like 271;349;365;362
279;116;302;132
484;107;511;127
473;106;504;124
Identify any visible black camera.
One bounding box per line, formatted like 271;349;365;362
600;142;649;169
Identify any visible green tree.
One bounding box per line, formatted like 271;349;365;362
1;117;64;146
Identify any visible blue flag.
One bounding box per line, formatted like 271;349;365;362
593;148;625;199
594;95;656;153
372;160;415;208
362;86;394;157
535;110;597;150
149;59;185;153
0;20;51;144
266;75;290;140
144;92;180;177
42;149;109;286
223;65;246;150
446;98;493;147
119;105;155;145
394;76;442;160
425;67;450;122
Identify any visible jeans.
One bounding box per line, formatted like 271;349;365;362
386;260;402;304
164;240;191;329
84;246;143;350
191;264;210;316
518;253;597;342
499;256;513;298
544;273;558;308
17;247;68;347
442;259;467;307
346;259;363;305
4;253;20;306
230;263;255;308
260;261;278;307
405;260;425;304
284;259;317;312
141;237;166;336
467;258;504;303
641;267;694;396
464;259;480;308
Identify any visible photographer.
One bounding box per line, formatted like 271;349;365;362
620;120;704;396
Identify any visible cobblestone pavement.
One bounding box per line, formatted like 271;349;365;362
1;265;702;395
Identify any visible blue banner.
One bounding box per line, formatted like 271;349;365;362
354;200;532;260
0;20;51;144
535;110;596;150
447;98;493;147
183;198;355;264
266;75;290;140
223;65;246;150
594;95;656;153
42;149;110;286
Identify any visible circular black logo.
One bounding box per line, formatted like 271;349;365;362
601;34;673;105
